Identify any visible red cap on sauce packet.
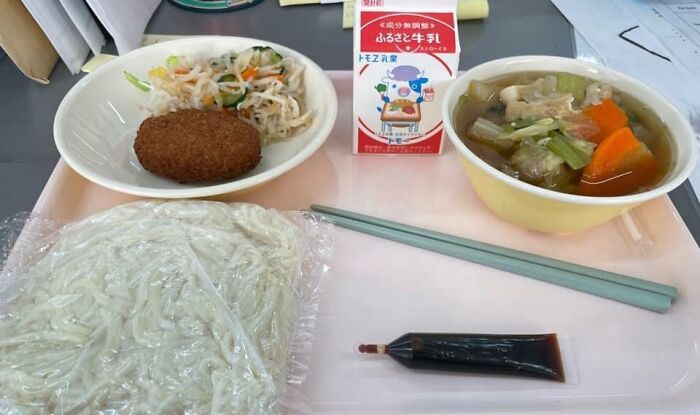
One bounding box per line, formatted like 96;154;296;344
353;0;461;155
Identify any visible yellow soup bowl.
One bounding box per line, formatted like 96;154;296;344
442;56;697;233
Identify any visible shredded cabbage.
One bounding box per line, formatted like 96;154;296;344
467;117;515;150
503;118;561;139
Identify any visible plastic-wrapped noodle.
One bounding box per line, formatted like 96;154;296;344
0;201;331;414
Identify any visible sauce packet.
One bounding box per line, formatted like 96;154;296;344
353;0;461;155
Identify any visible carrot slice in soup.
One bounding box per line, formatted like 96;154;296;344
584;99;629;144
577;127;659;197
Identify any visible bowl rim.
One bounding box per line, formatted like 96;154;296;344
53;35;338;198
442;55;698;206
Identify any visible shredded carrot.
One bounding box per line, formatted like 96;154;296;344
577;127;659;196
242;66;258;81
275;74;284;81
202;95;214;106
174;67;190;75
583;98;629;144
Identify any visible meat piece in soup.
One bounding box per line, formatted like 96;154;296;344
453;72;670;197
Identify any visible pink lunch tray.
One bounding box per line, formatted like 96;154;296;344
33;71;700;414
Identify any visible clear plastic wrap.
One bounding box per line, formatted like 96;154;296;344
0;201;333;415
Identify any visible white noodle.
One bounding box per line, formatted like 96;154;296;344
143;48;312;146
0;201;306;414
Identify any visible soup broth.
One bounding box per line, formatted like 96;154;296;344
453;72;671;197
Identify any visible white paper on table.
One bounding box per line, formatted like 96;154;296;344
85;0;161;55
623;0;700;78
552;0;700;200
658;0;700;47
20;0;90;74
59;0;105;56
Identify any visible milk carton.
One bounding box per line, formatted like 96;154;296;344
353;0;460;155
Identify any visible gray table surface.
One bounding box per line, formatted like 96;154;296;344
1;0;698;245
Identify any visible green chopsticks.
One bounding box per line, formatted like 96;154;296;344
310;204;678;313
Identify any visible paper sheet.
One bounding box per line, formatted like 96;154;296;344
85;0;161;55
342;0;354;29
59;0;105;56
629;0;700;77
342;0;488;28
20;0;90;74
81;35;190;74
279;0;318;6
0;0;58;84
552;0;700;200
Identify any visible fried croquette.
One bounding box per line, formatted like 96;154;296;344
133;109;261;183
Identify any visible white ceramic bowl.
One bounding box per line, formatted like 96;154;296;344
54;36;338;198
442;56;698;233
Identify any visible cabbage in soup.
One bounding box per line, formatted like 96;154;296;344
453;72;671;197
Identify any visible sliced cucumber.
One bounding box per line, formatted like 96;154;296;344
221;90;247;108
268;51;283;64
217;74;236;83
252;46;283;65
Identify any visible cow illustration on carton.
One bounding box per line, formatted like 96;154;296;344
379;66;428;105
374;66;432;140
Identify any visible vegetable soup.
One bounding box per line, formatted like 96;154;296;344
453;72;671;197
